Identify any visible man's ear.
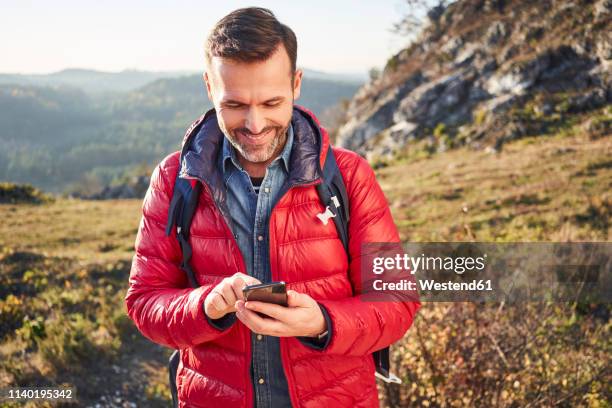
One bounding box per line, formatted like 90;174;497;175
292;69;303;101
203;72;213;102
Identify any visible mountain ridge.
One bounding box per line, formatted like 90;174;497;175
0;71;362;193
0;67;364;94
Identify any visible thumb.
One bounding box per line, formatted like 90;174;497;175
287;290;308;307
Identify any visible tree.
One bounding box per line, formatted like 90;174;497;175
392;0;450;38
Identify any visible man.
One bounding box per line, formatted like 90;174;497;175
125;7;420;408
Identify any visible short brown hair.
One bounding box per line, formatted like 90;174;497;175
205;7;297;75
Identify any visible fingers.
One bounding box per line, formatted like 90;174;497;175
235;294;323;337
229;273;261;300
229;272;261;300
208;278;236;313
236;302;285;336
233;272;261;286
219;280;238;306
209;291;227;312
205;290;229;320
205;272;262;320
231;277;248;301
286;290;312;308
209;273;260;306
244;301;288;321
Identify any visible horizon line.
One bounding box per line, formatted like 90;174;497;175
0;66;370;78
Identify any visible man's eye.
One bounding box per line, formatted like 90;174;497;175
264;102;281;107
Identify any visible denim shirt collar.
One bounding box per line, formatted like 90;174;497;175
221;124;294;176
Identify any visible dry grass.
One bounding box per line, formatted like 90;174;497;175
0;198;141;264
379;128;611;242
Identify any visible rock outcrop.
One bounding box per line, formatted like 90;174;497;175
336;0;611;160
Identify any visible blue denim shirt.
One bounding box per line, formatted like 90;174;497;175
221;127;293;408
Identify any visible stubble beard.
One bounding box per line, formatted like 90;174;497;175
222;122;290;164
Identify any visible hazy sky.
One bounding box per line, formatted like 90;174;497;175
0;0;416;76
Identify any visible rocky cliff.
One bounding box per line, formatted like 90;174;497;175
336;0;611;161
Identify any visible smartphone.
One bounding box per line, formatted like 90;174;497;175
242;281;288;307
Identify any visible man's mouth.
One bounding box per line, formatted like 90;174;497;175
237;128;274;144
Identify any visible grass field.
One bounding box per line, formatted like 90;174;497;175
0;111;609;406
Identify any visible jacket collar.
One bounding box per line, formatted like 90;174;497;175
178;105;329;214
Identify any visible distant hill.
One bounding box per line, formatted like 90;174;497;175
0;68;196;93
0;70;362;193
107;73;362;122
0;67;365;94
301;68;367;83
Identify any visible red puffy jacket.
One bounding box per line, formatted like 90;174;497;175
125;106;420;407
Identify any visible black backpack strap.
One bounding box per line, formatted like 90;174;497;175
169;350;180;408
165;177;202;289
316;145;350;254
165;177;203;408
373;346;401;384
316;145;400;385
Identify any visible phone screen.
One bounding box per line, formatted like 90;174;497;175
242;281;288;307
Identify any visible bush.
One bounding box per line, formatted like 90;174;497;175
382;302;609;407
36;313;99;370
0;182;53;204
386;54;400;72
0;295;26;340
16;315;46;344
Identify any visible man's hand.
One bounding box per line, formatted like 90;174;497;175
235;290;326;338
204;272;261;320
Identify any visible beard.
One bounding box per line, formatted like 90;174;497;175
222;122;290;164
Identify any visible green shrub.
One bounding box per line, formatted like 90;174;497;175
0;294;25;339
22;269;48;291
36;313;99;370
16;315;46;344
0;183;53;204
385;54;400;72
474;109;487;126
433;123;447;139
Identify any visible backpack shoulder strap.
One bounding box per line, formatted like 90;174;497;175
316;145;401;385
316;145;350;254
165;176;202;289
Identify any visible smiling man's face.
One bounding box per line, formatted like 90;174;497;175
204;44;302;171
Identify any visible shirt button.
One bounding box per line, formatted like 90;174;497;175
257;235;264;241
264;187;270;193
258;378;265;385
256;334;263;341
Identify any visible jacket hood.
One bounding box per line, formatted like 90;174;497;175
177;105;330;216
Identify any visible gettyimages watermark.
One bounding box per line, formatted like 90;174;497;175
360;242;611;302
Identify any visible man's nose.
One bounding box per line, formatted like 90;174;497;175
245;107;266;134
